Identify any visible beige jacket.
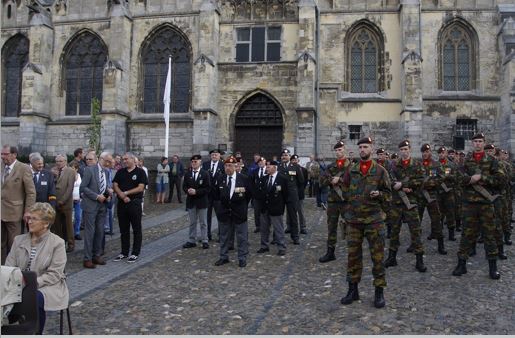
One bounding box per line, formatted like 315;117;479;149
55;166;75;210
1;160;36;222
5;231;69;311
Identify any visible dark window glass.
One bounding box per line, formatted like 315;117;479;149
236;44;250;62
349;125;362;142
2;35;29;117
455;119;477;140
7;5;12;19
141;27;191;114
237;28;251;41
267;27;281;40
267;42;280;61
64;32;107;116
251;27;265;62
441;26;472;91
349;28;379;93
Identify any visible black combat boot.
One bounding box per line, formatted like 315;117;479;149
488;259;500;280
427;233;435;240
406;244;414;253
498;245;507;260
415;254;427;272
384;249;398;268
448;228;456;241
504;232;512;246
455;220;462;232
373;287;385;308
452;258;467;276
319;247;336;263
437;237;447;255
340;282;359;305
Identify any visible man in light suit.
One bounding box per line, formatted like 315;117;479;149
80;152;113;268
29;152;57;207
53;154;76;253
1;145;36;264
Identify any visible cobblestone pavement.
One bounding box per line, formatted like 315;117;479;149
44;199;514;335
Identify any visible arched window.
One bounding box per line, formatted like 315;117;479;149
439;21;476;91
347;23;384;93
63;32;107;116
2;34;29;117
141;26;191;114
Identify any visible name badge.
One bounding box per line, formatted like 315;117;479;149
288;171;296;176
276;185;282;192
41;181;48;186
235;187;246;193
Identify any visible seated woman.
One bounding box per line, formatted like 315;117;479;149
5;202;69;334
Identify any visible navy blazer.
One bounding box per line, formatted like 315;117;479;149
262;173;289;216
202;160;225;199
182;168;211;209
249;167;267;200
168;161;184;178
214;173;251;224
34;169;57;207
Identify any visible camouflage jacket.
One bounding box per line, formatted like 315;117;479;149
437;159;460;195
341;160;392;224
419;158;444;200
320;158;351;203
308;161;321;180
460;152;503;204
389;158;425;205
496;160;510;195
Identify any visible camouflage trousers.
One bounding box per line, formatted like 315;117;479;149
438;192;456;230
454;190;463;223
387;203;424;254
493;197;508;246
500;194;512;236
418;199;443;239
326;202;346;249
346;222;386;288
457;202;498;260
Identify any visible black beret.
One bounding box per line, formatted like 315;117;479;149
224;156;237;164
267;160;279;166
437;146;446;154
448;149;455;154
291;154;299;160
502;149;508;154
420;143;431;152
391;153;399;159
259;157;266;162
376;148;386;154
333;141;345;150
471;132;485;140
398;140;410;149
357;137;373;145
281;149;291;155
190;154;202;161
209;149;221;154
484;144;495;150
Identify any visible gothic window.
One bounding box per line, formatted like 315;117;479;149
2;34;29;117
141;26;191;114
439;22;476;91
347;24;384;93
64;32;107;116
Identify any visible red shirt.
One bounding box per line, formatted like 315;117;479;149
473;151;485;163
360;160;372;175
336;158;346;169
422;159;431;167
440;159;447;165
401;159;410;168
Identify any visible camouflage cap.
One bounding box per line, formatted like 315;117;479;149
471;132;485;140
357;136;373;145
333;141;345;150
420;143;431;152
398;140;410;149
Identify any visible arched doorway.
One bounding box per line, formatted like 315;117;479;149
234;93;283;161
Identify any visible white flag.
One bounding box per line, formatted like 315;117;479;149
163;57;171;157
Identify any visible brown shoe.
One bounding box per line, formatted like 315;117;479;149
92;256;106;265
83;260;96;269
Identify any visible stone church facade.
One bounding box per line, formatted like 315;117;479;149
1;0;515;161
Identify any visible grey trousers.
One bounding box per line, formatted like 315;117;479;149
297;199;306;230
219;220;248;261
83;208;106;261
260;212;286;250
188;208;208;243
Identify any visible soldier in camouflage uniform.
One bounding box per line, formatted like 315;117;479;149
376;148;392;239
436;147;459;242
318;141;351;263
448;149;463;232
418;144;447;255
339;137;391;309
384;140;427;272
452;133;502;280
493;148;509;259
501;150;513;245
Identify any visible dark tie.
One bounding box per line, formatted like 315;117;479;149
211;163;215;176
33;173;38;185
2;166;10;183
193;170;198;181
58;168;62;178
99;169;106;194
268;175;273;190
260;168;263;178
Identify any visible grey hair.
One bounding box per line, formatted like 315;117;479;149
55;154;66;161
125;152;136;159
99;151;112;160
29;152;43;163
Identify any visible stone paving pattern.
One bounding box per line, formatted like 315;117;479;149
44;199;514;335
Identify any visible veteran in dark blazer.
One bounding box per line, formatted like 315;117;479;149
1;145;36;264
257;160;289;256
29;153;57;208
213;156;252;267
182;155;211;249
249;157;267;233
202;149;225;241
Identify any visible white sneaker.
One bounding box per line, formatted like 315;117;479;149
127;255;139;263
113;254;127;262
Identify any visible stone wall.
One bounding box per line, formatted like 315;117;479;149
1;125;19;147
45;123;90;156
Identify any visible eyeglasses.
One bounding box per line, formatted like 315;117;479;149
28;217;44;222
86;158;95;161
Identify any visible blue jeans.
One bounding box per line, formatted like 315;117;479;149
36;290;45;334
73;200;82;236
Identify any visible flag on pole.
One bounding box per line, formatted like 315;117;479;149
163;56;171;157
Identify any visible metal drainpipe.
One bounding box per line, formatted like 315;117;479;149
315;4;320;157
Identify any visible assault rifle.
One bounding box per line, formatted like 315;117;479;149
390;167;417;210
471;169;499;202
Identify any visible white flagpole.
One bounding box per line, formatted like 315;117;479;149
163;56;172;158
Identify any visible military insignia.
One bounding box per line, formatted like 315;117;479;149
235;187;246;193
199;180;203;184
132;175;137;180
276;185;281;192
288;171;296;175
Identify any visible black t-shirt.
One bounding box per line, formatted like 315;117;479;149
113;167;148;200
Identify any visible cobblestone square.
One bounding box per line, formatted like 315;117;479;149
42;200;514;335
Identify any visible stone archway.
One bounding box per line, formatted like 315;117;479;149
234;93;283;160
